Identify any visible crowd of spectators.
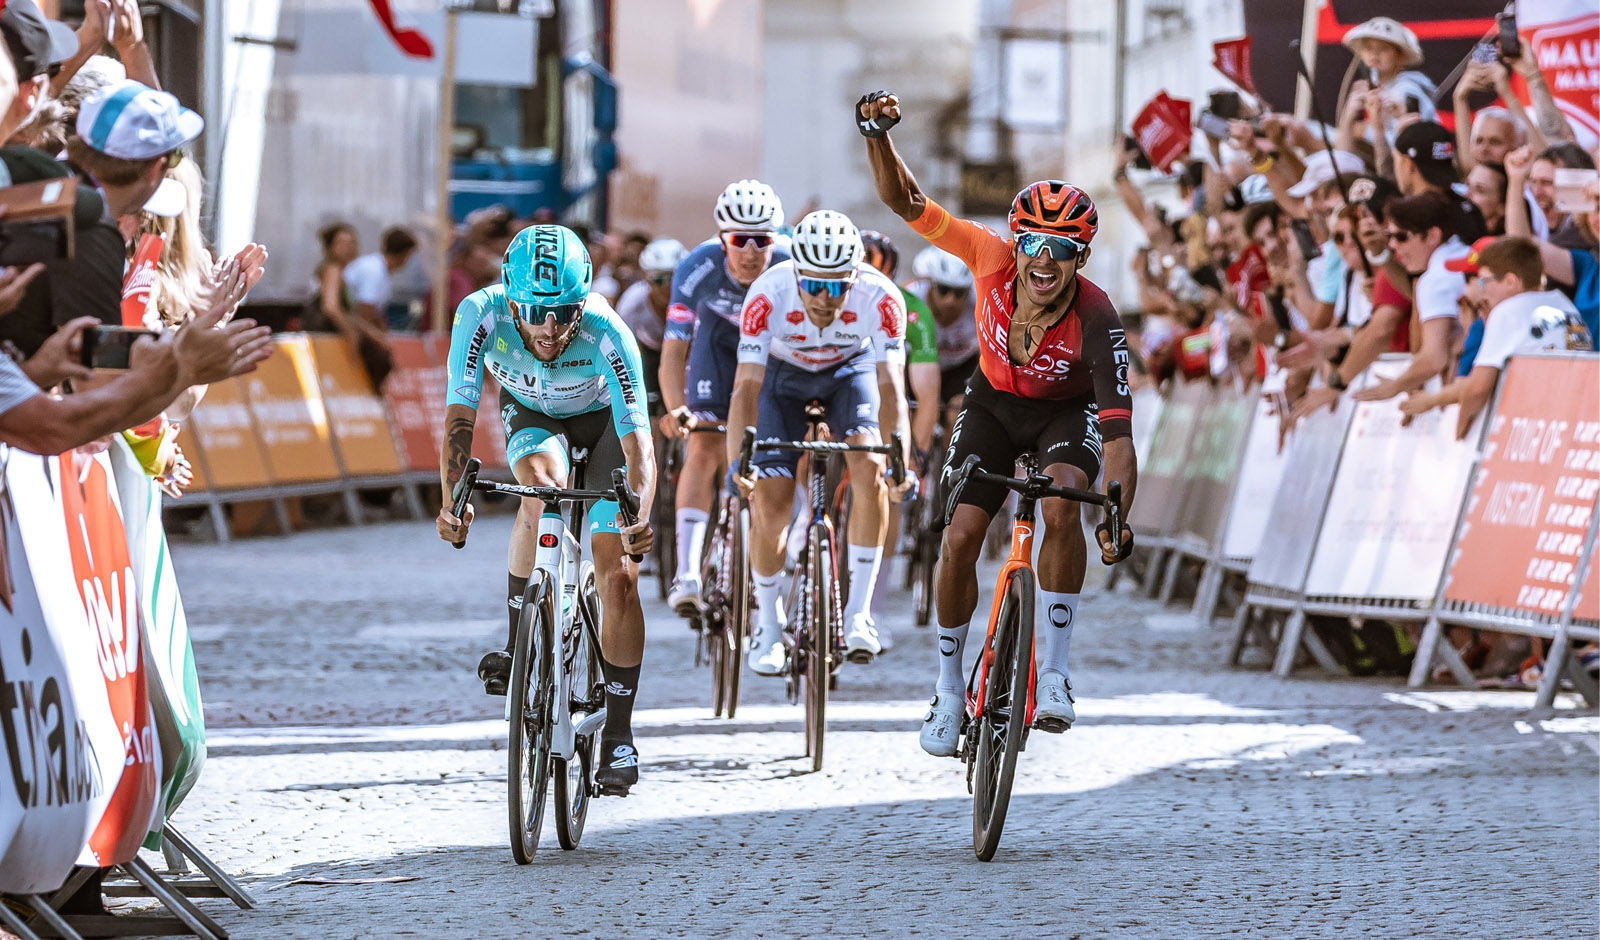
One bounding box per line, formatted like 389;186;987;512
1115;16;1599;685
0;0;271;474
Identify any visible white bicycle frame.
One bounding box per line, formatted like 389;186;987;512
505;511;606;761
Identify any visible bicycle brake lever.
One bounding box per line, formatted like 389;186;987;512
943;454;981;527
612;468;645;563
888;432;906;487
449;457;482;550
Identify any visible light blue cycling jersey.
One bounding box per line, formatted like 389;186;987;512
445;285;650;438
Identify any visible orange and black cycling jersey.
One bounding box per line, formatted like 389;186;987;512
908;196;1132;441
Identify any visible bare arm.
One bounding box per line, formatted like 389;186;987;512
726;363;765;471
439;403;476;498
1453;75;1478;174
860;95;927;223
619;429;656;531
1352;316;1453;401
1510;52;1576;145
1504;146;1576;283
907;362;940;456
659;337;690;417
1333;302;1406;385
1455;366;1499;440
1095;436;1138;562
876;359;912;472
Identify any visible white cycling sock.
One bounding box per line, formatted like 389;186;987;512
936;622;969;695
1038;590;1078;677
843;544;882;623
675;508;708;580
753;571;785;632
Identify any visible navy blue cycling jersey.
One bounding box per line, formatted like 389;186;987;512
663;238;790;343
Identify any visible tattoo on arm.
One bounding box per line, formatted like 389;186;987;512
444;414;475;486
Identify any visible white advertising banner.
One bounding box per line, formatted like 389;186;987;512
0;466;96;894
1302;365;1482;600
1222;378;1292;562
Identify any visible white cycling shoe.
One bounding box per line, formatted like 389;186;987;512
1034;670;1076;733
844;614;882;663
667;575;701;617
920;692;963;757
748;625;788;676
874;621;894;653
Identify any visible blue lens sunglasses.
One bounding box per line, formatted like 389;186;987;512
798;275;855;298
1016;231;1086;261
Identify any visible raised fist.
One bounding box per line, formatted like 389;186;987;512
856;91;901;138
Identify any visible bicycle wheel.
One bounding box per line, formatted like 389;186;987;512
722;503;750;719
508;573;558;864
555;566;602;850
912;530;937;626
972;566;1035;862
803;525;831;773
653;438;678;601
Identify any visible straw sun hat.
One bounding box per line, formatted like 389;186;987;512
1342;17;1424;67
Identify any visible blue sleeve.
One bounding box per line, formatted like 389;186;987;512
597;315;652;438
1571;249;1599;341
445;292;494;409
664;243;720;343
1457;317;1484;377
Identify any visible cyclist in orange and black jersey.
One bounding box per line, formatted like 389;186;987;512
857;90;1137;757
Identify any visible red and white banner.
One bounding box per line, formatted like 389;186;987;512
1212;38;1258;95
1515;0;1600;148
1131;92;1193;174
10;452;161;868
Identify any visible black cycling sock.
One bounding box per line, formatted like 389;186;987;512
600;659;641;741
506;573;528;649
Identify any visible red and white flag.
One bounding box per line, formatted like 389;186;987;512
1212;38;1257;95
1131;92;1193;173
368;0;435;59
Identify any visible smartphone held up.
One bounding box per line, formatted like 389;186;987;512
79;325;158;370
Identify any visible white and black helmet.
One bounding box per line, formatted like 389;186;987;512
790;210;863;274
639;237;688;273
911;246;974;289
714;179;784;232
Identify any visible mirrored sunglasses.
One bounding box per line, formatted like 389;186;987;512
724;232;774;250
798;276;855;298
510;299;585;325
1016;231;1085;261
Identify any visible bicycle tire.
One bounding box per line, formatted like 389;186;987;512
972;566;1035;861
723;504;750;719
913;534;937;626
704;509;730;716
803;525;831;773
508;573;558;864
652;439;678;602
555;567;602;850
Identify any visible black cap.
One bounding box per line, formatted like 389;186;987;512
1394;121;1459;189
1;0;79;82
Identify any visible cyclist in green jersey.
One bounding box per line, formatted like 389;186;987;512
861;231;939;466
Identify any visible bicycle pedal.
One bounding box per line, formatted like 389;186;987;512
596;784;631;798
1033;717;1072;734
845;650;875;665
483;679;508;697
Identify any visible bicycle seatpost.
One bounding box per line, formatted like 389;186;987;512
611;468;644;563
450;457;482;549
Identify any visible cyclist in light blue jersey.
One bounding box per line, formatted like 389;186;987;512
437;224;656;791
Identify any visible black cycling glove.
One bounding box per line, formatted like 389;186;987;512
1096;523;1134;565
855;90;900;138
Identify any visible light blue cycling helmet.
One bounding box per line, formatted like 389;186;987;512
503;224;592;316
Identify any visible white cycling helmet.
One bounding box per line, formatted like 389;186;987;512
790;210;863;275
911;246;974;289
638;237;688;273
714;179;784;232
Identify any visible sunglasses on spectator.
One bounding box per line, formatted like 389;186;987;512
931;283;970;298
1015;231;1086;261
723;232;774;250
163;149;185;171
1386;229;1420;244
509;299;585;326
798;275;855;298
647;271;673;287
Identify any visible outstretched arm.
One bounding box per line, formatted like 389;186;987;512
859;93;928;223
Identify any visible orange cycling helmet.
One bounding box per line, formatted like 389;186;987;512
1008;180;1098;243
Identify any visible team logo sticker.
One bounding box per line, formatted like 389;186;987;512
742;295;773;335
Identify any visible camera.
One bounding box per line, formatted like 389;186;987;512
79;325;158;370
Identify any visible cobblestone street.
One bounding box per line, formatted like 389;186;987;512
156;517;1597;939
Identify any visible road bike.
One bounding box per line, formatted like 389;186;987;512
651;430;679;602
449;453;643;863
695;427;750;718
899;425;946;626
739;406;904;772
942;452;1123;861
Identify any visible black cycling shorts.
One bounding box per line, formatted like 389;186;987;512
498;385;628;534
941;369;1103;519
939;353;979;407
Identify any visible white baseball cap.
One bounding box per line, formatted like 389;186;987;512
1288;150;1368;198
76;80;204;161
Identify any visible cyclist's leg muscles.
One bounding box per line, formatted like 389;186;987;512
748;368;805;580
1035;397;1102;594
834;362;888;550
574;410;645;668
673;324;733;585
935;395;1013;628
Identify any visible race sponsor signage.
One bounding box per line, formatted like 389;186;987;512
309;336;406;477
1130;92;1192;174
1513;1;1600;148
1443;355;1600;619
1212;37;1258;95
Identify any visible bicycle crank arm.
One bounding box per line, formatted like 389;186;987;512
572;708;608;740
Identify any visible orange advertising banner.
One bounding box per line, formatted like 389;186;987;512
59;451;161;865
420;332;507;469
181;377;272;490
1444;356;1600;621
383;335;443;472
307;335;405;477
241;335;341;484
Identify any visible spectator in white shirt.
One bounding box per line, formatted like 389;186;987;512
343;226;418;330
1401;235;1592;439
1353;190;1471;403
